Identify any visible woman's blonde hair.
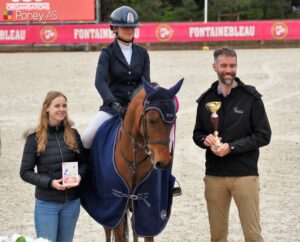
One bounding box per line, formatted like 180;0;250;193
36;91;78;155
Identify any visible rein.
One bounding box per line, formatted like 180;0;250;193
119;124;150;189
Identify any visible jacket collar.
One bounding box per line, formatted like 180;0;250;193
112;39;140;68
48;122;64;133
211;77;244;94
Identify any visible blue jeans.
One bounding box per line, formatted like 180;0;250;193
34;198;80;242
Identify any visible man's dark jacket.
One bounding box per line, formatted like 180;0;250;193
20;124;87;202
193;78;271;176
95;40;150;114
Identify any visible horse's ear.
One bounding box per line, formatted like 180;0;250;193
143;78;155;96
169;78;184;97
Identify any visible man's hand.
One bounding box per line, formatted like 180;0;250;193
211;143;231;157
110;102;126;118
204;134;220;148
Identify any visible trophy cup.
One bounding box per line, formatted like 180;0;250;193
205;101;222;148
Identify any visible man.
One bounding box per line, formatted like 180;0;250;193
193;47;271;242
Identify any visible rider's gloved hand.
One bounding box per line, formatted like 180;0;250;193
110;102;126;119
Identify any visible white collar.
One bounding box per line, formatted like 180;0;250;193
118;41;132;50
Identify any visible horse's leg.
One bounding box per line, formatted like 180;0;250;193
104;226;112;242
131;214;138;242
144;237;154;242
123;213;129;242
133;232;138;242
113;217;127;242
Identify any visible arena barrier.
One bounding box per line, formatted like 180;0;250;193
0;21;300;45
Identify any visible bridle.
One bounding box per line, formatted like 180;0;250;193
118;98;172;189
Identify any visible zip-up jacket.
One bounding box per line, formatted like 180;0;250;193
193;78;271;176
20;124;87;202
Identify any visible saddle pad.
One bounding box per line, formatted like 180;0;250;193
132;165;175;236
80;115;128;228
80;115;175;236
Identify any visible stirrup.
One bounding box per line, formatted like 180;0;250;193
172;179;182;196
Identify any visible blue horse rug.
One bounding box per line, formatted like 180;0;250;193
80;115;175;237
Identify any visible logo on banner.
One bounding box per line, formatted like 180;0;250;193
155;24;173;42
3;10;13;21
4;0;58;22
271;22;288;40
40;26;57;43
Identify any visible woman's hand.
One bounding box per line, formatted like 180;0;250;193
51;175;82;190
51;178;66;190
110;102;126;118
65;175;81;189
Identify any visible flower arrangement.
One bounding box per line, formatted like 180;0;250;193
0;234;50;242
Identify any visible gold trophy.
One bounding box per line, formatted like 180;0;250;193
205;101;222;148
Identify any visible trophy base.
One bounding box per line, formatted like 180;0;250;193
212;142;222;149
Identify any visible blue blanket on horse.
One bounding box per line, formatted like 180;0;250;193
80;115;175;237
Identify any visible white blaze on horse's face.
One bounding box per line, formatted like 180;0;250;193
144;109;173;169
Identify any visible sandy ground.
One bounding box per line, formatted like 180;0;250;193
0;48;300;242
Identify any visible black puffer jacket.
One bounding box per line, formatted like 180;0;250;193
20;124;87;202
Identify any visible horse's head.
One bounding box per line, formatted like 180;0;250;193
139;79;183;169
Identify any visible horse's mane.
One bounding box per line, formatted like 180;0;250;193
131;82;159;100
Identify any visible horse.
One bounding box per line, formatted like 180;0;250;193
80;79;183;242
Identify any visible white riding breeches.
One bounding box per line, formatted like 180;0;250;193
81;111;114;148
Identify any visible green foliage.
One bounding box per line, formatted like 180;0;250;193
161;0;202;21
98;0;300;22
127;0;165;21
16;236;26;242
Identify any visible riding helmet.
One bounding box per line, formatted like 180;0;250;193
110;6;140;28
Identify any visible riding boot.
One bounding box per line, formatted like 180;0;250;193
172;179;182;196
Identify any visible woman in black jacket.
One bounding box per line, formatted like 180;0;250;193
20;91;87;242
81;5;151;149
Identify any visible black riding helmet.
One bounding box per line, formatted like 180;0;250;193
110;6;140;29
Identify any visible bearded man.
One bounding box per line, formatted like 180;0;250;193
193;46;271;242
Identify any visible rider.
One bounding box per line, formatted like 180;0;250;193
82;5;181;195
82;5;150;149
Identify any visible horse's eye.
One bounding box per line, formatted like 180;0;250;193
149;118;156;125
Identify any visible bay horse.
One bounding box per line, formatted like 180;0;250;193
81;79;183;242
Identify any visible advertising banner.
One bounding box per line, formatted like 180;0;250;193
0;0;95;23
0;20;299;45
140;21;299;42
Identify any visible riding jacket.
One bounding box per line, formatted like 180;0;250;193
20;124;87;202
193;78;271;176
95;39;150;114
